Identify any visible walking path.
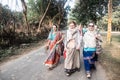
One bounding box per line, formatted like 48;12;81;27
0;45;108;80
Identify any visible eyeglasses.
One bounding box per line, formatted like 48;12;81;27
89;25;94;27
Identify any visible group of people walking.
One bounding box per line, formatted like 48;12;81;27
44;21;102;78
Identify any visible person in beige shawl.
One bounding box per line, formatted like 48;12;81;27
64;21;82;76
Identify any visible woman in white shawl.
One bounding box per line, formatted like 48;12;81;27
83;23;102;78
64;21;82;76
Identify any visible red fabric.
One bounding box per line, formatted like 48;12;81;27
49;32;61;50
45;52;60;64
63;50;66;59
44;32;62;66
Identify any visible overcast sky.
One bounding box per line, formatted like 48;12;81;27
0;0;75;11
0;0;26;11
64;0;75;8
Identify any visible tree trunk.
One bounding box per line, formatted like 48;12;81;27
21;0;29;35
57;16;62;30
57;1;66;30
37;0;51;32
107;0;112;44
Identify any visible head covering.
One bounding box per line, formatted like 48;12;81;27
53;25;56;28
89;23;94;26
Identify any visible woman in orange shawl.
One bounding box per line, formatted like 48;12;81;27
44;25;63;70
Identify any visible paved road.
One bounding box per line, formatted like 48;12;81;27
0;45;108;80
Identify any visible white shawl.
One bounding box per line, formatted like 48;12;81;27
83;31;97;48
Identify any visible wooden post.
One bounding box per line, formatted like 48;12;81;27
107;0;112;44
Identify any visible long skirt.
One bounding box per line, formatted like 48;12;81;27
44;45;61;68
64;48;80;73
83;50;96;73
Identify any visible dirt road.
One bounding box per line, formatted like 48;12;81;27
0;45;108;80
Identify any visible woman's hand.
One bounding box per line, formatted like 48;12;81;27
95;34;101;39
56;41;60;45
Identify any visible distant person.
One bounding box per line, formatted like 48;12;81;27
82;26;88;35
83;23;101;78
44;24;64;70
64;21;82;76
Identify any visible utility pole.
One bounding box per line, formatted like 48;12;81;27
107;0;112;44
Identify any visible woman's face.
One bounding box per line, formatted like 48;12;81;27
53;25;57;31
69;23;75;29
88;25;94;31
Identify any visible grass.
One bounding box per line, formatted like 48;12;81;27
99;35;120;80
0;39;46;63
112;35;120;42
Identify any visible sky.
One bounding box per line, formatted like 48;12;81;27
0;0;25;11
64;0;75;8
0;0;75;12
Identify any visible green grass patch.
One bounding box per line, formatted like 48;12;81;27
111;35;120;42
100;35;120;80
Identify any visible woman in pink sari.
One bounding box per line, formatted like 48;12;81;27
44;25;63;70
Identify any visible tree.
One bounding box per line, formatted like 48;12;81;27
21;0;29;34
27;0;67;32
112;5;120;31
99;5;120;31
37;0;52;32
107;0;112;44
69;0;106;25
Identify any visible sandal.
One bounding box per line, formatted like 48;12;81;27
48;67;53;70
86;72;91;78
66;73;71;76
